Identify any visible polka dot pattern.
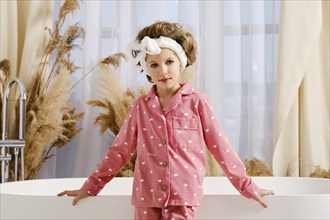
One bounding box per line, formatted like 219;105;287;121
81;83;259;208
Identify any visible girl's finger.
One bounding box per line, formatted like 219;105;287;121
253;194;267;208
260;189;275;197
57;190;68;196
72;196;80;206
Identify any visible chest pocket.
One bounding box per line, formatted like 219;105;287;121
173;116;199;149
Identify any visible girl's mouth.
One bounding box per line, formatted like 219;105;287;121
158;78;171;83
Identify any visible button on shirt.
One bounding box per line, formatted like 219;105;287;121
81;83;259;208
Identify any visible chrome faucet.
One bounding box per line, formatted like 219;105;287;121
0;78;26;183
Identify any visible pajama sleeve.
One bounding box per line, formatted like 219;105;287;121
197;93;259;199
81;102;138;196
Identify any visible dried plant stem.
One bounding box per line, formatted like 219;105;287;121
42;56;60;92
27;54;50;105
70;53;127;93
69;63;99;92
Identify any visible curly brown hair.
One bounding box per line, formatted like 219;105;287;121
135;21;197;68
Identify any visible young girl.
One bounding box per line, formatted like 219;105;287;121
58;21;274;219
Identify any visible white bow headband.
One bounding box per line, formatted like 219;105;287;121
127;36;188;73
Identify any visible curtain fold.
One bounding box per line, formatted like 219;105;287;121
0;0;18;75
273;0;329;176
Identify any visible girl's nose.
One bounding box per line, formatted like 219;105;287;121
160;65;167;76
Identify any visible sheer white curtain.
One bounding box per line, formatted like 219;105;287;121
39;0;279;178
179;0;279;173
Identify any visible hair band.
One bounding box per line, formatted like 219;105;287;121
127;36;187;73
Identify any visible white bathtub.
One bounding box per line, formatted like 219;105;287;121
0;177;329;219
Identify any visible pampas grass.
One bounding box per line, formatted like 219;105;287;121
24;70;69;179
23;69;83;179
206;148;221;176
243;157;273;176
0;0;84;181
309;166;330;179
86;53;137;135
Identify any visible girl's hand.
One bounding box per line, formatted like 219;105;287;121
57;189;90;206
252;188;274;208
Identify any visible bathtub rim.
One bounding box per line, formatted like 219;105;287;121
1;176;329;220
0;176;329;196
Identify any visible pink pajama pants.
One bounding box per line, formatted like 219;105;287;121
134;206;197;220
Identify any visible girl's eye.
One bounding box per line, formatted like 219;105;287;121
150;63;158;68
166;60;174;65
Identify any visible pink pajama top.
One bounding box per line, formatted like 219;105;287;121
81;83;259;208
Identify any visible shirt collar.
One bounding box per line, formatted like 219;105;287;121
146;83;195;100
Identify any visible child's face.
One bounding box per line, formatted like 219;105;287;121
146;48;181;91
